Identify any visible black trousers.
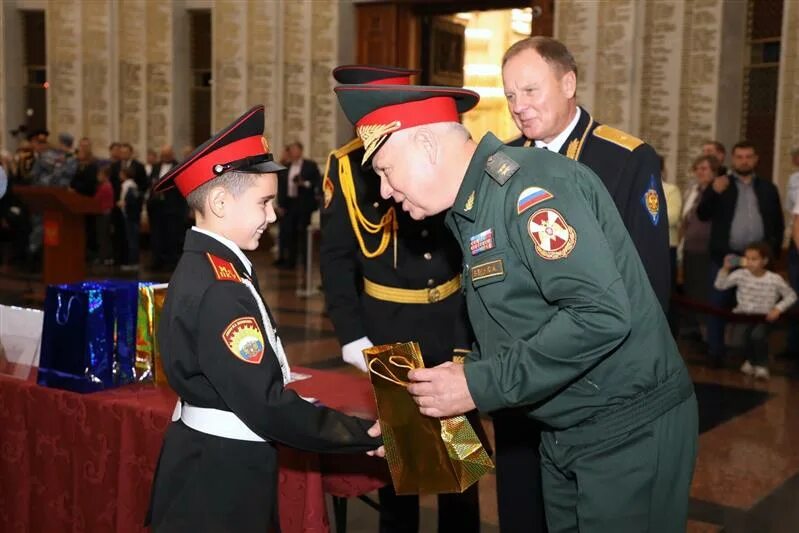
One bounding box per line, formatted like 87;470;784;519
278;200;309;266
492;409;548;533
378;483;480;533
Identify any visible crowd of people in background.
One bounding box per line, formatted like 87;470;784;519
0;126;798;379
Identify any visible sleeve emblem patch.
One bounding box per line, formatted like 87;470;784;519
222;317;265;364
527;208;577;260
323;174;335;209
641;175;661;226
206;253;242;282
517;186;554;214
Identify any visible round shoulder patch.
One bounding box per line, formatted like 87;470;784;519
222;316;265;364
527;208;576;260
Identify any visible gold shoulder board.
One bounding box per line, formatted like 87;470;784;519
333;137;364;159
592;125;643;152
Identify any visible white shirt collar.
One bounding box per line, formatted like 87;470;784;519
191;226;252;275
534;107;581;153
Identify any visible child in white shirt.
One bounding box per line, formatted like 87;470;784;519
715;241;797;379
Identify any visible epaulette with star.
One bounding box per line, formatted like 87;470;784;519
206;253;242;282
592;125;643;152
485;151;520;186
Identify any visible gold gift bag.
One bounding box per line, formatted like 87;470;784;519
135;283;169;384
363;342;494;495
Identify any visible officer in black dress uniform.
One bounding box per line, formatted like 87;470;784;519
321;65;480;533
146;105;381;533
495;36;670;533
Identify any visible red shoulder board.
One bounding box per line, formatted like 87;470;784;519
206;253;242;282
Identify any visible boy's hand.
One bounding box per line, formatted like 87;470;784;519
766;308;781;322
722;254;736;271
366;420;385;457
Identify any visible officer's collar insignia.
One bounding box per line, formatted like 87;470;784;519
206;253;242;282
565;138;580;160
464;191;475;212
323;174;335;209
357;121;402;164
517;187;554;215
527;208;576;260
223;317;265;364
485;152;519;186
470;228;495;256
641;175;661;226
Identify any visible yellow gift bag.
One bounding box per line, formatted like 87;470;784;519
364;342;493;495
135;283;169;385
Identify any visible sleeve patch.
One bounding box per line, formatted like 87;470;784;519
641;175;661;226
206;253;242;282
222;317;265;364
527;208;577;260
592;124;643;152
517;186;554;214
323;174;335;209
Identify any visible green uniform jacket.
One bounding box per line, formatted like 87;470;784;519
446;133;691;432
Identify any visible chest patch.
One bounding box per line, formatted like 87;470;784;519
641;175;661;226
471;259;505;283
470;229;495;256
517;187;554;215
527;208;576;260
222;316;265;364
206;253;242;282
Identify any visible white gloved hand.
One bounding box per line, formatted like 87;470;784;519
341;336;373;372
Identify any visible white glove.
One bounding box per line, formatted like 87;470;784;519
341;336;373;372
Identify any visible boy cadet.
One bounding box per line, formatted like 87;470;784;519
146;105;381;533
334;83;697;532
321;65;479;533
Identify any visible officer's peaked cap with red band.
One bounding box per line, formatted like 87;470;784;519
334;84;479;165
332;64;419;85
154;105;285;196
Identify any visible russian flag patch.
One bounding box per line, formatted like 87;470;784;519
517;187;554;215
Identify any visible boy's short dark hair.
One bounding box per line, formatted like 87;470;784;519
691;154;720;174
702;140;725;155
186;171;261;214
745;241;773;264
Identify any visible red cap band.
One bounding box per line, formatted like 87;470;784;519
175;135;266;195
367;76;412;85
355;96;459;131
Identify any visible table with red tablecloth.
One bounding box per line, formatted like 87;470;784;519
0;365;388;532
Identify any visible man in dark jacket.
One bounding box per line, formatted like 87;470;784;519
697;140;784;363
276;142;321;268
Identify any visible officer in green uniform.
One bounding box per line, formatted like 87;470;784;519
334;82;698;533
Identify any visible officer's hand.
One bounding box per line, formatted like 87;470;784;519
712;175;730;194
366;421;385;457
407;362;476;418
766;308;781;323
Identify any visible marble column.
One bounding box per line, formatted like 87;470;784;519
555;0;599;113
82;0;112;152
117;0;147;154
675;0;723;186
212;0;248;132
146;1;173;153
246;1;281;144
774;0;799;190
639;0;686;184
309;0;339;163
47;0;83;138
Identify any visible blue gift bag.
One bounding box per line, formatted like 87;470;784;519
37;280;140;393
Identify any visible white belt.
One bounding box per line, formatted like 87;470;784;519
172;400;266;442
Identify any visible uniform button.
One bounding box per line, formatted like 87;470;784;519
487;155;494;163
421;229;429;238
373;201;380;208
423;252;432;260
427;278;435;287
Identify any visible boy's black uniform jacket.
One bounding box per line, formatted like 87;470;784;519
147;229;380;533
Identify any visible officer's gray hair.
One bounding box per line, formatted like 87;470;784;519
502;36;578;79
186;171;259;213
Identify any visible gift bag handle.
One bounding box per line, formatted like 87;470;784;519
368;355;414;387
55;293;78;326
